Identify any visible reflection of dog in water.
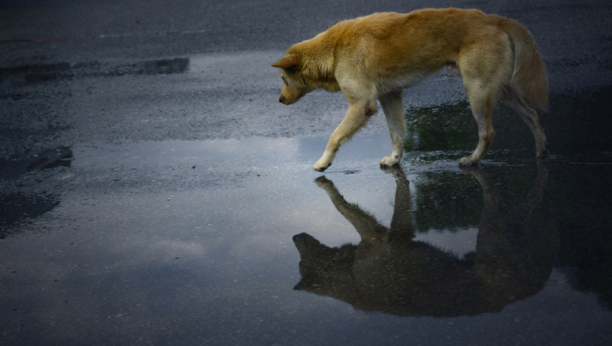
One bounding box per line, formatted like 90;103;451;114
293;163;557;317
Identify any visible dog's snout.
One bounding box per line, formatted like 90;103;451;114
292;233;304;243
279;96;285;104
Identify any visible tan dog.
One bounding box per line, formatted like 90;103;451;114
272;8;549;171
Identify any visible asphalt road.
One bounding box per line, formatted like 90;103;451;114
1;1;612;345
1;0;611;156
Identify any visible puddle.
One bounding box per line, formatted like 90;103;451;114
1;54;612;343
1;129;612;344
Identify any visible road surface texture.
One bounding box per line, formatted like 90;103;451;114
1;0;612;345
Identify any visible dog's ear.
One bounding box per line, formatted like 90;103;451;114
272;54;299;71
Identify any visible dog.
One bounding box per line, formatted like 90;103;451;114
293;164;557;317
272;8;549;171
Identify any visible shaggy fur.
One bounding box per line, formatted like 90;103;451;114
272;8;549;171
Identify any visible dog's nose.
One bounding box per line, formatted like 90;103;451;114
279;96;285;104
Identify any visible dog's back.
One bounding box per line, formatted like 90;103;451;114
322;9;547;106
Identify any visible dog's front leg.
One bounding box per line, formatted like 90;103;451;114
313;99;376;171
379;91;405;167
314;176;387;238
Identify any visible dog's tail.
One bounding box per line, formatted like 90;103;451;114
500;17;549;110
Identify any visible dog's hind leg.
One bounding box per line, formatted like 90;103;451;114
502;89;548;158
379;91;405;167
461;84;496;167
458;34;514;166
313;99;376;171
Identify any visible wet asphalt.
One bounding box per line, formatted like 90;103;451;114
1;0;612;345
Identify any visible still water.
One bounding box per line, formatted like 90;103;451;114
1;88;612;345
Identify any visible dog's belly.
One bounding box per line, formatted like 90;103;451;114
376;70;435;95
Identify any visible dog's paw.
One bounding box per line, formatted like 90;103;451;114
537;147;549;158
313;160;331;172
535;141;549;158
381;165;406;180
459;156;479;167
314;176;335;190
380;156;400;167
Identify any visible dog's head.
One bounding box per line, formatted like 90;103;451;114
292;233;357;292
272;54;313;105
